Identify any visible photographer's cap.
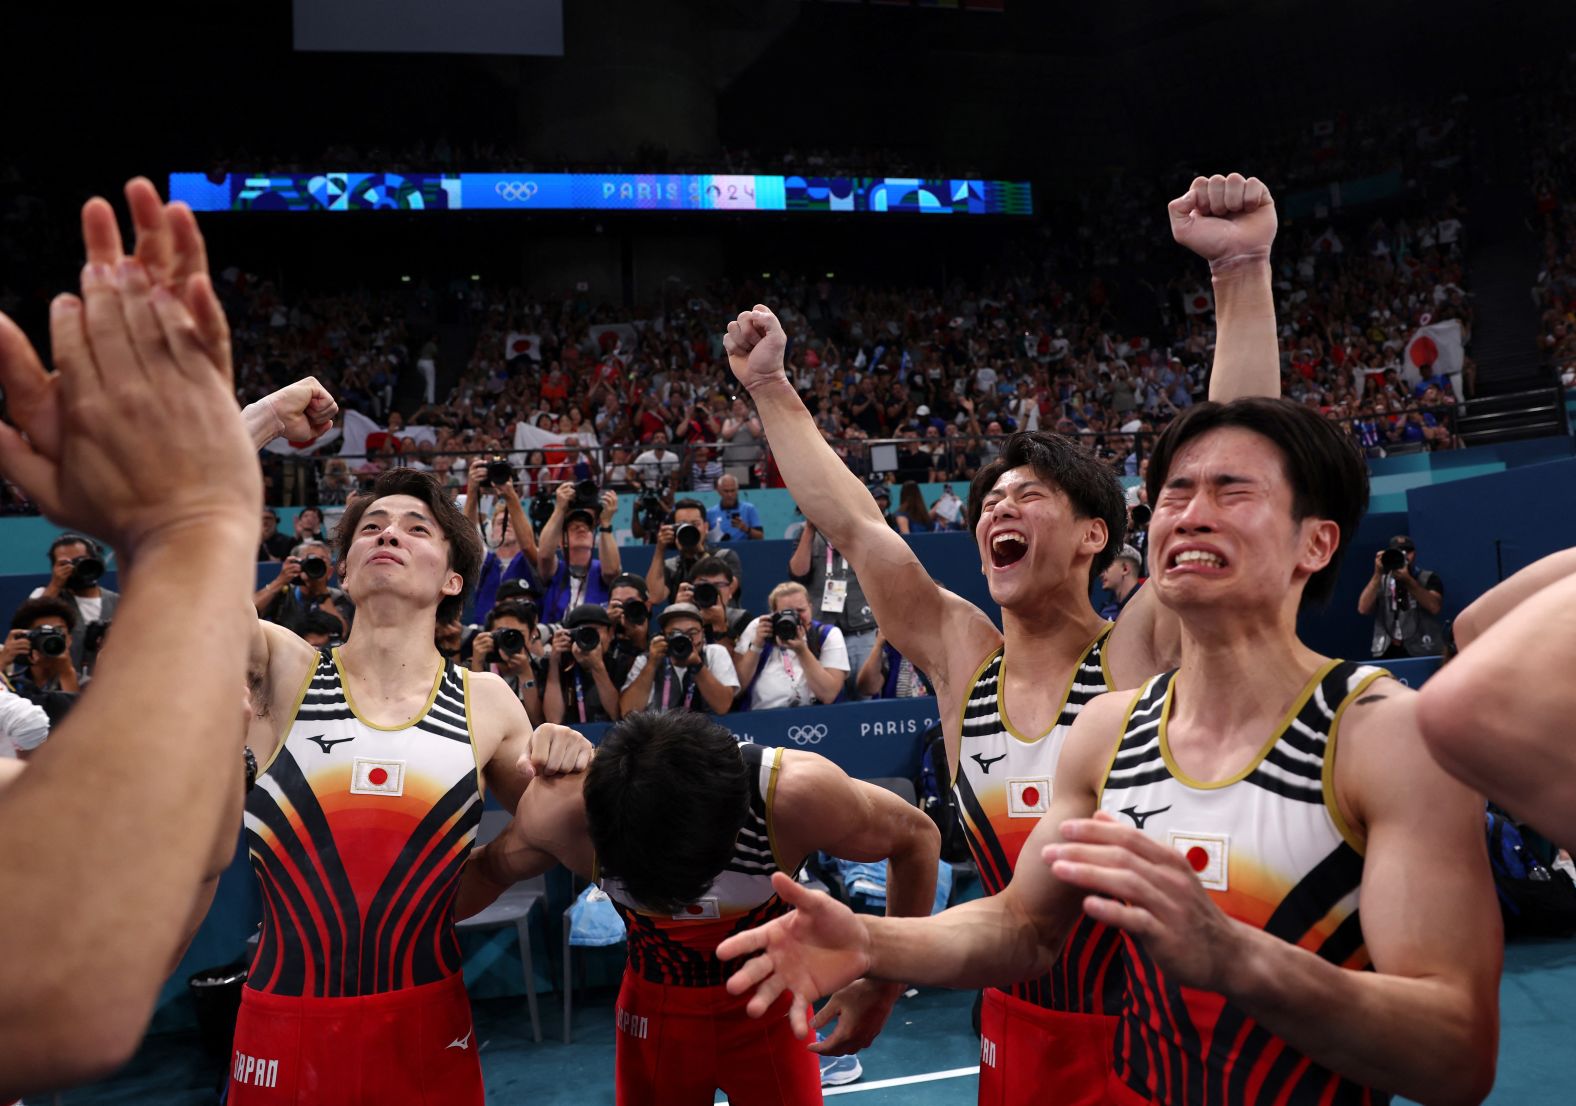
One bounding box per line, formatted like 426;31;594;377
610;573;648;597
563;604;612;629
657;602;704;629
495;580;540;604
565;505;601;529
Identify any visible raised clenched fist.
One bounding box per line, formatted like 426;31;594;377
723;305;789;392
1168;173;1276;268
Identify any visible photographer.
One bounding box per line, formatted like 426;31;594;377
470;598;547;728
606;573;653;690
298;609;345;651
855;628;935;701
253;539;354;638
627;477;675;544
733;582;849;711
788;520;878;699
293;505;327;544
706;475;764;541
545;604;621;724
673;555;749;655
1358;535;1446;659
618;603;739;715
29;533;119;670
5;598;82;723
1097;544;1145;621
259;508;295;561
463;457;541;620
647;498;744;605
536;482;622;624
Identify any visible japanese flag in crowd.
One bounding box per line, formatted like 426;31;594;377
504;330;541;363
262;416;343;456
1403;316;1466;398
1183;286;1214;315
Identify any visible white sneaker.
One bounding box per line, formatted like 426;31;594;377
819;1054;863;1087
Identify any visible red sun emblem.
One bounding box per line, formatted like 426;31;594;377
368;767;389;787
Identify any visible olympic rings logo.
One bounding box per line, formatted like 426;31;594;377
787;724;828;746
494;181;540;202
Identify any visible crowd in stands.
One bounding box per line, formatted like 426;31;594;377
1528;63;1576;385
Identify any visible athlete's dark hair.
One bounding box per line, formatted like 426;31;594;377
967;431;1127;581
1144;397;1369;611
584;711;750;915
334;468;484;623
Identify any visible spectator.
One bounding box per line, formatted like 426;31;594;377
706;474;764;541
632;430;682;486
536;484;622;624
7;594;82;726
544;604;621;725
0;680;49;761
259;508;295;561
1097;545;1145;620
929;483;966;532
894;481;933;535
855;629;934;701
293;506;327;544
28;533;119;671
605;573;652;690
788;520;879;699
720;397;765;487
1358;535;1446;659
619;602;738;715
471;598;547;728
253;540;354;639
297;609;345;650
733;582;849;711
648;498;744;605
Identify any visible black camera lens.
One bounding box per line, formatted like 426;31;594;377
622;599;649;626
301;556;329;580
1129;504;1152;528
28;626;67;657
675;522;702;549
692;582;720;609
571;625;602;652
68;554;105;588
494;628;526;656
771;609;801;643
574;479;600;504
485;459;514;487
665;631;695;662
1380;547;1406;571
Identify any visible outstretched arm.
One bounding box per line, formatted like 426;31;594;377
456;772;595;920
725;308;999;692
1419;570;1576;844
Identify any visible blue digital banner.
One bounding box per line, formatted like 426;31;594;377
168;172;1031;216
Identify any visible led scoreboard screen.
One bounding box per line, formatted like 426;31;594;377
168;172;1033;216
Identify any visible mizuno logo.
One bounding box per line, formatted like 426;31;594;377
1121;805;1172;830
446;1030;473;1051
307;734;354;754
971;753;1008;774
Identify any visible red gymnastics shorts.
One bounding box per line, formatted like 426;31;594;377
977;987;1119;1106
226;972;483;1106
613;968;823;1106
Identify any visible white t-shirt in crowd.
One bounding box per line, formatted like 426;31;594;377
0;685;49;758
27;588;101;624
622;644;739;710
738;617;849;710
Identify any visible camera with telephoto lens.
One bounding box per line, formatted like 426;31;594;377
620;599;649;626
692;582;719;609
571;625;603;653
634;493;667;537
771;609;802;644
573;479;601;508
530;489;556;530
300;555;329;581
492;628;527;658
28;625;67;658
485;458;514;487
1380;547;1407;572
68;554;105;588
665;631;695;663
674;522;703;550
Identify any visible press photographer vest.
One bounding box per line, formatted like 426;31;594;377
1370;568;1445;658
